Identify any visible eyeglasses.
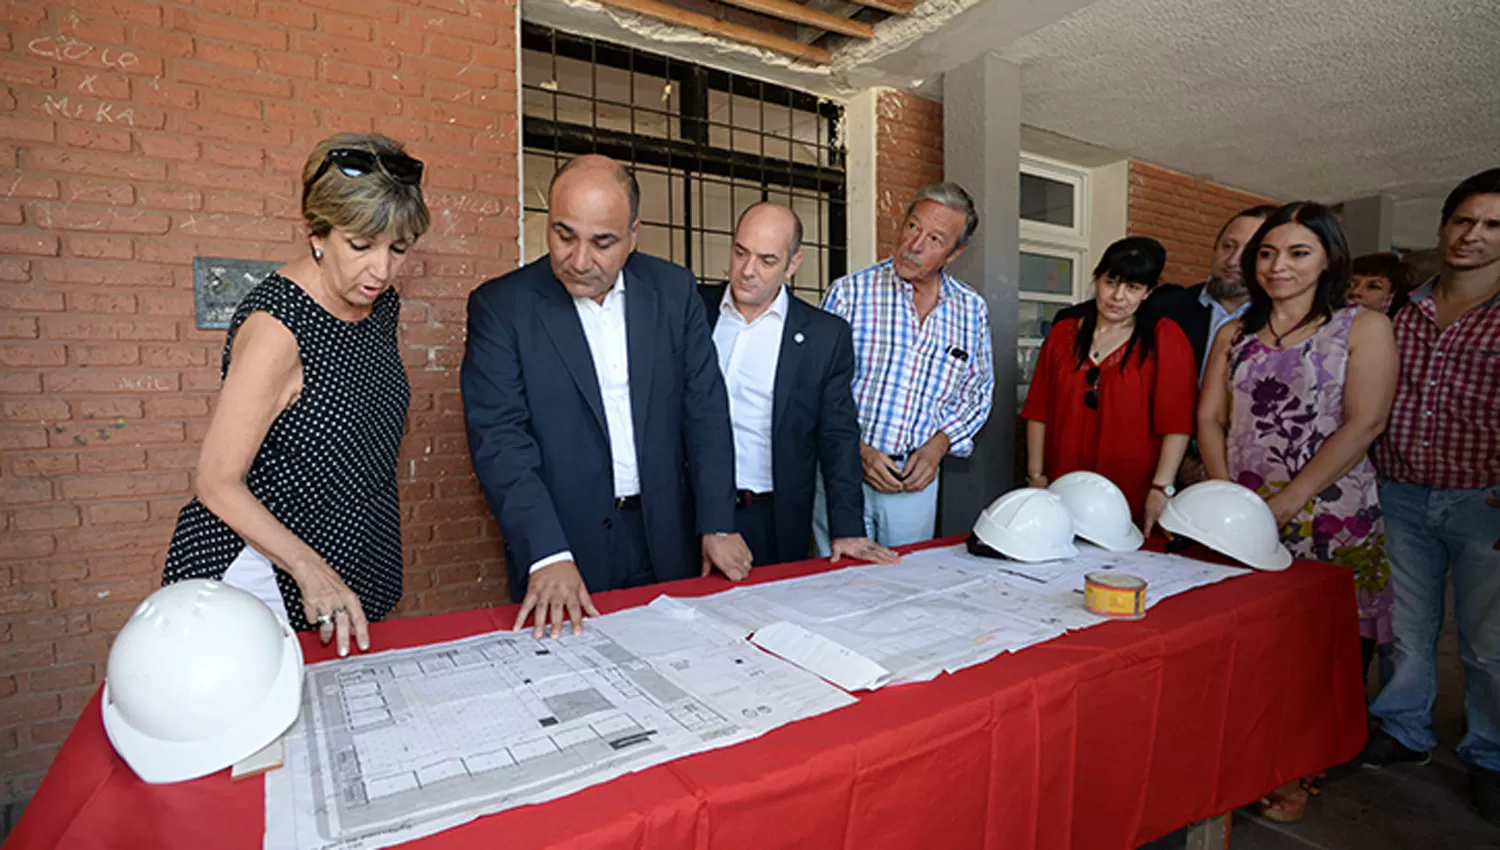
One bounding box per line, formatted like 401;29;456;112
306;148;425;191
1084;365;1100;410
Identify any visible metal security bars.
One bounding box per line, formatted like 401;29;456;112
520;23;847;305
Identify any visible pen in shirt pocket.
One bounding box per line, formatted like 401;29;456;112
948;346;969;361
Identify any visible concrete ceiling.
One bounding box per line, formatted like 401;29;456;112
522;0;1497;247
840;0;1499;247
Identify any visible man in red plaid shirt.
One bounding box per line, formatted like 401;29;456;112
1361;168;1500;823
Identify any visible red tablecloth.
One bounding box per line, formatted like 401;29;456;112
9;538;1367;849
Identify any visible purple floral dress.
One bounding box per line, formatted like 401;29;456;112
1226;307;1392;643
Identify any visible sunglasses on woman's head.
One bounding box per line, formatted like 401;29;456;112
1084;365;1100;410
307;148;425;190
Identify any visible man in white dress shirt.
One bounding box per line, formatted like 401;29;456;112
463;155;753;638
702;203;897;567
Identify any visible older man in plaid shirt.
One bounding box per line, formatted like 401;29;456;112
812;183;994;550
1360;168;1500;822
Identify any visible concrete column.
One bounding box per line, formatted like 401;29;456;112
1340;194;1394;257
938;52;1021;537
843;88;880;273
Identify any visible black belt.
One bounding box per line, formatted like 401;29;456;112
614;494;642;511
735;489;774;508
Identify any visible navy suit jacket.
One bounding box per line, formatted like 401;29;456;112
462;253;737;601
701;285;865;563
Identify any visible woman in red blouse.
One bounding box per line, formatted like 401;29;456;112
1022;236;1198;537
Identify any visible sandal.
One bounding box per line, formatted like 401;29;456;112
1256;780;1310;823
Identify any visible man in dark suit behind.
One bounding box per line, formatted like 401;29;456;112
701;202;898;567
1054;205;1275;378
1147;204;1277;377
462;155;753;638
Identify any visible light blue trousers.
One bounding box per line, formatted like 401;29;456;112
811;461;939;553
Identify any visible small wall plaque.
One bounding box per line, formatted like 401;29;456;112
194;257;280;330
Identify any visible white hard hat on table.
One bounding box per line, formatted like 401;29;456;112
1159;480;1293;571
972;488;1079;563
101;579;304;784
1048;471;1144;552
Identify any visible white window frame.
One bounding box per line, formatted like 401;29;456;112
1018;155;1091;391
1020;154;1089;244
1017;239;1088;348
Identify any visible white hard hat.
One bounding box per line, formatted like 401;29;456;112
973;488;1079;562
101;579;304;784
1159;480;1293;571
1048;471;1144;552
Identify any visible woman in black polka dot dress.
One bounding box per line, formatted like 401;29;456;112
163;133;429;656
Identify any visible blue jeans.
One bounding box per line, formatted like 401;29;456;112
1369;481;1500;770
812;462;939;554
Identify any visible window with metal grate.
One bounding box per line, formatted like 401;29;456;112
520;23;847;304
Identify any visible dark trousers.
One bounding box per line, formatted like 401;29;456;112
736;498;778;567
606;503;657;590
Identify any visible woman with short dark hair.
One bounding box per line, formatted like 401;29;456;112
163;134;429;656
1022;236;1197;537
1198;202;1399;822
1348;251;1415;316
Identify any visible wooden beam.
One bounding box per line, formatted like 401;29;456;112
715;0;874;38
593;0;835;63
853;0;913;15
797;0;867;42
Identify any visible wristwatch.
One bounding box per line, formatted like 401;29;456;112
1151;482;1177;497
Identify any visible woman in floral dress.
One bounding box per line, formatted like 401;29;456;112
1198;202;1399;823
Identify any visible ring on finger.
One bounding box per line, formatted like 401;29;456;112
316;613;333;626
332;605;349;618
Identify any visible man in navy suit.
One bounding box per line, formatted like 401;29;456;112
462;155;753;638
702;202;898;567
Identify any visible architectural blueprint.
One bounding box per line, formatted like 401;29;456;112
263;609;854;850
684;543;1250;689
262;544;1247;848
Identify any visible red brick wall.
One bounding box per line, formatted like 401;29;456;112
874;89;942;260
1126;160;1278;287
0;0;518;803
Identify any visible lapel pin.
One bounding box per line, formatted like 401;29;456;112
794;332;805;344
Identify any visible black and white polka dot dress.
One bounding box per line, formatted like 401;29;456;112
163;273;410;631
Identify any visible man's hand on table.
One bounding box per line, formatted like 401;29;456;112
702;532;753;581
514;560;599;639
830;537;900;564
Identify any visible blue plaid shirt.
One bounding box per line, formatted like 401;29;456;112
821;260;994;458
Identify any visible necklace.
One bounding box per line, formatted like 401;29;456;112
1266;312;1311;348
1090;321;1131;361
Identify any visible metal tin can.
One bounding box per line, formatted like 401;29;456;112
1084;571;1147;620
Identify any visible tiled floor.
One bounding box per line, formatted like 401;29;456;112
1144;588;1500;850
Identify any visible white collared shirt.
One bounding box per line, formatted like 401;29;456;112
573;270;639;499
712;286;787;494
1197;285;1249;385
531;270;639;575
